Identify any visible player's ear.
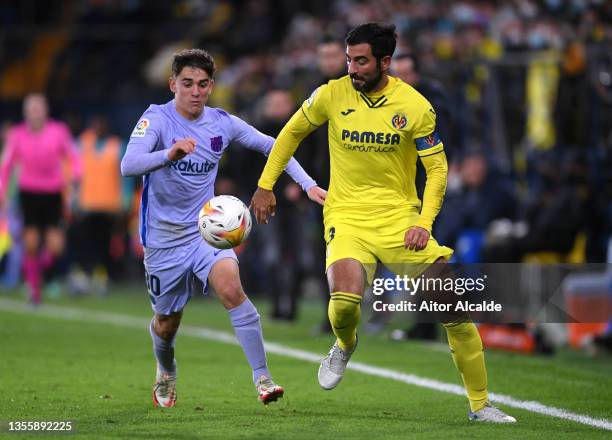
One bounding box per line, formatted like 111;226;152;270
380;55;392;74
208;79;215;94
169;76;177;93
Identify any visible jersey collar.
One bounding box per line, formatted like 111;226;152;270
170;99;207;124
359;76;397;108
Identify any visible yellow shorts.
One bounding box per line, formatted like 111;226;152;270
324;208;454;283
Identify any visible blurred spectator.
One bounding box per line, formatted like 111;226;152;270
391;52;455;198
69;115;131;294
254;88;318;321
303;35;347;188
436;151;516;256
0;93;81;304
307;36;347;332
483;152;588;263
391;150;515;342
316;36;347;82
391;53;454;155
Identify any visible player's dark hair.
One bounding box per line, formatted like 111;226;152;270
172;49;216;78
345;22;397;61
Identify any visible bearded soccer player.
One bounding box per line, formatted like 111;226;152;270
251;23;515;423
121;49;325;407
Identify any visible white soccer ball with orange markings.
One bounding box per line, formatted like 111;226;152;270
198;195;252;249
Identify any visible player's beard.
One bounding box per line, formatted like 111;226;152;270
350;63;383;93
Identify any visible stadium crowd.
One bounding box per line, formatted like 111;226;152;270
0;1;610;345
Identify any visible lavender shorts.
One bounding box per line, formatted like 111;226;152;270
143;238;236;315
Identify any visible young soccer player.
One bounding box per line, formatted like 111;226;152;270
121;49;325;407
251;23;516;423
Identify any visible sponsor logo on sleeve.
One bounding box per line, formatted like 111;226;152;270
131;118;150;138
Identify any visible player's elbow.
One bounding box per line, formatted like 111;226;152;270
426;163;447;180
120;159;136;177
425;165;448;193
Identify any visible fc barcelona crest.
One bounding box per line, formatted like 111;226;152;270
210;136;223;152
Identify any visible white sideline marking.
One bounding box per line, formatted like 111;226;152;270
1;298;611;431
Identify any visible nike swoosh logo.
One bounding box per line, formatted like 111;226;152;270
213;250;222;256
341;109;355;116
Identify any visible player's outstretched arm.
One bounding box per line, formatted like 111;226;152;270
250;108;319;223
229;114;317;194
253;83;330;217
251;184;326;224
257;109;317;193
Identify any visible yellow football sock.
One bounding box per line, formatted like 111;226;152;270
328;292;361;352
444;321;488;412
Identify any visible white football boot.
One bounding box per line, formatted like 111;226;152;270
318;336;358;390
255;375;284;405
468;402;517;423
153;369;177;408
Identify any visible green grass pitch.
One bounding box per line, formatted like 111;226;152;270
0;286;610;439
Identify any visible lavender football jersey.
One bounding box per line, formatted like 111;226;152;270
121;100;316;249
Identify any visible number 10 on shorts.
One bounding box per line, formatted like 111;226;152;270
145;270;161;303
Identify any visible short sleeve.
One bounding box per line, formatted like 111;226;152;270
300;83;331;127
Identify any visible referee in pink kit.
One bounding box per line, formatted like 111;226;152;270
0;93;81;304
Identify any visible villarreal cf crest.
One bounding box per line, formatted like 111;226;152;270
391;113;407;130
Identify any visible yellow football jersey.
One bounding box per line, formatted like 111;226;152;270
259;74;447;229
301;75;444;219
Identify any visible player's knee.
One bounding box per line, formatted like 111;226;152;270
327;259;366;294
156;313;181;340
216;280;246;309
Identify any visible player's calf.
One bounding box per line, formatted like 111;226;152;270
328;292;361;351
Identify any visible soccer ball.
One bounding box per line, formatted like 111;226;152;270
198;195;252;249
